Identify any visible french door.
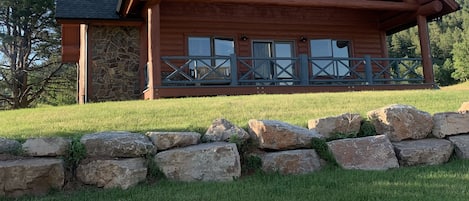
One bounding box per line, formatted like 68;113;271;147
252;41;294;82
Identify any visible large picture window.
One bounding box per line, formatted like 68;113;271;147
310;39;350;77
188;37;234;79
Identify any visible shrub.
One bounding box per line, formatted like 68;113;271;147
311;138;337;166
63;137;86;179
357;120;377;137
144;153;166;183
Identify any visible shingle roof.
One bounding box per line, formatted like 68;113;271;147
55;0;121;20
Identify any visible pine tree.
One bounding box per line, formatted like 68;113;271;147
0;0;69;109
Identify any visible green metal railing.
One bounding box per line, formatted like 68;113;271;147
160;54;424;86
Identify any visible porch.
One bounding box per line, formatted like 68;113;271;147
149;55;435;98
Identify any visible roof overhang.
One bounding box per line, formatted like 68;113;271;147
60;0;460;33
117;0;459;34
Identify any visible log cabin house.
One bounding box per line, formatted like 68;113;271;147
56;0;460;103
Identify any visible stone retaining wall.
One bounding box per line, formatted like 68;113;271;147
2;102;469;197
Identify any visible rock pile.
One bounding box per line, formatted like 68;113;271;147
2;102;469;198
77;131;152;189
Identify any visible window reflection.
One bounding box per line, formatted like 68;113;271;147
310;39;350;77
188;37;234;79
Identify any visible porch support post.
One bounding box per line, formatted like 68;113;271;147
299;54;309;85
230;54;238;86
147;3;161;99
364;55;373;85
417;15;434;84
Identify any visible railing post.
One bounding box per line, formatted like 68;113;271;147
364;55;373;85
230;54;238;86
299;54;309;85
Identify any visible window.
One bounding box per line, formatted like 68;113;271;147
310;39;350;77
188;37;234;79
252;41;294;80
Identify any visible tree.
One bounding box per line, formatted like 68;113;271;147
0;0;67;109
452;31;469;81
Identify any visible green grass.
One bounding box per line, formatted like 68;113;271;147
0;89;468;140
1;88;469;200
9;159;469;201
441;81;469;91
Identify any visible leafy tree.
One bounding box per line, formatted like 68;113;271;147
452;30;469;81
387;0;469;86
0;0;70;109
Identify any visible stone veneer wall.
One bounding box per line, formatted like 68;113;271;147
90;26;141;102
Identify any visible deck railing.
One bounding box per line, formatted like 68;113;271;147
160;54;424;86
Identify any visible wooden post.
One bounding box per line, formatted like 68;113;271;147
146;3;161;99
417;15;434;84
364;55;373;85
230;54;238;86
299;54;309;85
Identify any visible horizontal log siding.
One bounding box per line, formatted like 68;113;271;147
159;2;385;72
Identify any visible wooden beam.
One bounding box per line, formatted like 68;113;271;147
146;4;161;100
417;15;434;84
380;1;443;32
417;0;443;16
123;0;136;17
147;0;161;6
154;84;436;98
163;0;419;11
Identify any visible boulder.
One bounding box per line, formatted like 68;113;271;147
458;102;469;113
327;135;399;170
76;158;147;190
448;134;469;159
248;119;323;150
22;137;71;156
367;104;432;142
0;158;64;197
308;113;362;139
261;149;322;175
203;119;250;143
393;139;453;166
155;142;241;182
0;138;21;154
432;112;469;138
146;132;200;151
80;131;155;157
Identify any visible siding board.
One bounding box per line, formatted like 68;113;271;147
159;2;386;72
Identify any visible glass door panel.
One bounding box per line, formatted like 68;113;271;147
274;42;294;79
253;42;272;79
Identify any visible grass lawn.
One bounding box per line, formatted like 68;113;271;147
0;89;468;140
1;87;469;200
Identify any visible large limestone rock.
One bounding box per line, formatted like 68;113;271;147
81;131;155;157
203;119;250;143
248;119;323;150
308;113;362;139
261;149;322;175
367;104;432;142
155;142;241;182
0;138;21;154
432;112;469;138
448;134;469;159
77;158;147;190
146;132;200;151
393;139;453;166
458;102;469;113
22;137;71;156
0;159;64;197
327;135;399;170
